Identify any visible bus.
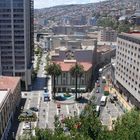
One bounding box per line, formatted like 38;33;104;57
100;96;107;106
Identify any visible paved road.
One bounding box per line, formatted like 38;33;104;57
16;59;125;137
96;65;124;129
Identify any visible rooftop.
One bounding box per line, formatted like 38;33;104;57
82;45;95;50
54;61;92;72
0;90;9;107
120;32;140;40
97;45;112;53
0;76;20;92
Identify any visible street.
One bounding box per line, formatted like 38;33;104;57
15;57;125;138
16;52;89;138
93;65;124;129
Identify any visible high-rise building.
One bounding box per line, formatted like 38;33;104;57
0;0;34;90
115;32;140;108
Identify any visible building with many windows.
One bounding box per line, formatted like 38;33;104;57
115;32;140;108
0;0;34;90
98;28;117;42
0;76;21;140
54;60;92;92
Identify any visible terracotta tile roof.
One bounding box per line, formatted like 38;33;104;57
54;61;92;72
0;76;20;92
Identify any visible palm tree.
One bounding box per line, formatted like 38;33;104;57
45;62;62;99
70;63;84;100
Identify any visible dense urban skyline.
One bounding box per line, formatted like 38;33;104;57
34;0;105;9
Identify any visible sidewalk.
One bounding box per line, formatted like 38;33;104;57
109;86;132;111
55;99;76;105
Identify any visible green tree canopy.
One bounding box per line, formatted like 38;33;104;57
70;63;84;100
45;62;62;98
112;109;140;140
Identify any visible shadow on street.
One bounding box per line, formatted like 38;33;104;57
32;77;47;91
77;97;89;104
8;98;26;140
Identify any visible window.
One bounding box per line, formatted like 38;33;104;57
62;80;66;85
63;73;66;78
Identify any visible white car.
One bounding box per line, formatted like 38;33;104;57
23;122;31;130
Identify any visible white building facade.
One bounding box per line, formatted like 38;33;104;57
115;33;140;107
54;60;92;92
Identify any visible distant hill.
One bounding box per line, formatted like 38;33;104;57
34;0;140;23
34;3;96;20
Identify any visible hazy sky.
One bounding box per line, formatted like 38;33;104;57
34;0;102;9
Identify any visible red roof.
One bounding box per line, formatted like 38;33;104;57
0;76;20;92
54;61;92;72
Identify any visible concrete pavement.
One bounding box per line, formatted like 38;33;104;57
109;86;132;111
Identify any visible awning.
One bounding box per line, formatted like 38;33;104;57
71;87;86;91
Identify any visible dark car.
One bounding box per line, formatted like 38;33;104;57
29;107;39;112
110;96;114;103
113;95;118;101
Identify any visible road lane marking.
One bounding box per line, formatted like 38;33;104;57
75;103;80;115
46;102;49;125
66;105;69;114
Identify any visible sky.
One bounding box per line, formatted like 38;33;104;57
34;0;102;9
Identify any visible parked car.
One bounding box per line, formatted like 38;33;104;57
113;94;118;101
110;96;114;103
29;107;39;112
110;94;118;103
23;122;30;130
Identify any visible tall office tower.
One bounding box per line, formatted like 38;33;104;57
115;32;140;108
0;0;34;90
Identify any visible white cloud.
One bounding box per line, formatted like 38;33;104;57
34;0;101;9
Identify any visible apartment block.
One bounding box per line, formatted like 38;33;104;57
98;28;117;42
115;32;140;108
0;0;34;90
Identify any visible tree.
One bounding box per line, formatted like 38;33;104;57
45;62;62;98
112;109;140;140
70;63;84;100
79;104;102;140
117;23;130;33
97;17;116;29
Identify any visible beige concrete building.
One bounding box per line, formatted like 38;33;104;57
115;32;140;108
0;76;21;140
50;39;97;92
97;45;116;65
98;28;117;42
54;60;92;92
